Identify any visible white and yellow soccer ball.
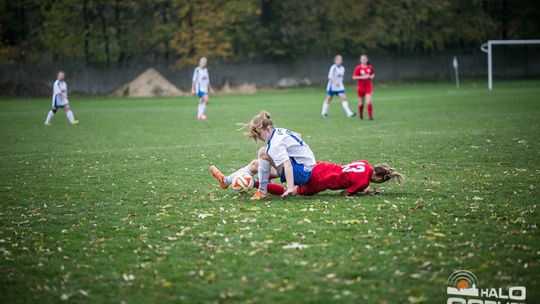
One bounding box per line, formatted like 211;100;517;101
232;173;254;192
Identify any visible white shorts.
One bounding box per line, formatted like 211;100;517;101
52;95;69;109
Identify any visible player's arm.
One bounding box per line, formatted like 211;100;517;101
280;159;295;198
352;67;365;80
191;69;197;94
370;68;375;79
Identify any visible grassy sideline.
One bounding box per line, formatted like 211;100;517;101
0;79;539;303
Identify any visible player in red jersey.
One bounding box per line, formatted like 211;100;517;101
211;159;403;197
352;54;375;120
257;160;404;197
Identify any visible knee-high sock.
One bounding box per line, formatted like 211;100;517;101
341;101;353;116
45;110;55;124
224;165;255;185
257;159;271;194
321;102;329;115
358;103;364;117
66;110;75;123
197;104;203;118
368;103;373;118
201;103;207;115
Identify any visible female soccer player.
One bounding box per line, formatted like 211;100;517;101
211;159;403;197
352;54;375;120
44;71;79;126
191;57;213;120
210;111;316;200
321;55;355;118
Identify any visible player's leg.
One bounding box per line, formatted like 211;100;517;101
357;89;366;119
338;93;355;117
366;93;373;120
251;147;274;200
44;107;57;126
63;104;79;125
321;94;333;118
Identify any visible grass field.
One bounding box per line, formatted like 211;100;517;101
1;79;539;303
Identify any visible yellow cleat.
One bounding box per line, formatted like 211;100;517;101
210;165;228;189
250;190;268;201
44;122;51;126
70;120;80;125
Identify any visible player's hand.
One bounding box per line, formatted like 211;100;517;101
281;188;294;198
209;87;214;94
191;89;195;95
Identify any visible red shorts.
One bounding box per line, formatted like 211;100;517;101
357;85;373;98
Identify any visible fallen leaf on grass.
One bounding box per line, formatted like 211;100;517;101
282;242;310;250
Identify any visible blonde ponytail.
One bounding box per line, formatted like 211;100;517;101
238;111;274;142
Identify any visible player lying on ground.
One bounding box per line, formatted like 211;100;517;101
211;159;404;197
211;111;317;200
44;70;79;126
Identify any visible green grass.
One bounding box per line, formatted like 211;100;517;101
1;79;539;303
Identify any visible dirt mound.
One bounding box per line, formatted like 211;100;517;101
113;68;186;97
0;81;51;97
220;81;257;94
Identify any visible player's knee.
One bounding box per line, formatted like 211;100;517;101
257;147;268;159
51;108;57;113
249;159;259;172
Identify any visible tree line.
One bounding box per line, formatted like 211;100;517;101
1;0;538;68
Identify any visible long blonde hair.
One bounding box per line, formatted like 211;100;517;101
238;111;274;142
372;164;404;187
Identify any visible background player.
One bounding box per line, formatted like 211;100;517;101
44;71;79;126
321;55;355;118
353;54;375;120
191;57;213;120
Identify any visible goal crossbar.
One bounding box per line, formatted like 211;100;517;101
480;39;540;90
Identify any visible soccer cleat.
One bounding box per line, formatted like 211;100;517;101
199;114;208;120
250;190;268;200
70;120;80;125
44;122;51;126
369;117;374;121
348;112;356;118
359;113;363;120
210;165;228;189
322;113;328;118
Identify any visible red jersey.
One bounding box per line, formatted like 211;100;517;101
296;160;373;196
353;64;374;88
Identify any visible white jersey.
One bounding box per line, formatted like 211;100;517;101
266;128;316;171
192;67;209;93
52;79;69;108
326;64;345;92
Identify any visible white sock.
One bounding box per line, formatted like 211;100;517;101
322;103;329;115
45;110;55;124
201;104;207;115
66;110;75;123
257;159;271;194
198;104;204;118
224;165;255;185
341;101;353;116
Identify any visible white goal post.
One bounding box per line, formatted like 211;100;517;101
481;39;540;90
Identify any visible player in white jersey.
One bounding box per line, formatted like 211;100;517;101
321;55;355;118
44;71;79;126
210;111;316;200
191;57;213;120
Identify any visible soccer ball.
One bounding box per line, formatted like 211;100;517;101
232;173;254;192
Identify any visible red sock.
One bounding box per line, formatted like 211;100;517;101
267;183;286;195
253;182;286;195
359;104;364;116
368;103;373;119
